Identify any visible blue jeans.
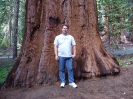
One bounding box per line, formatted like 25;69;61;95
58;56;74;83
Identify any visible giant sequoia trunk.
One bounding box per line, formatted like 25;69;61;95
3;0;120;88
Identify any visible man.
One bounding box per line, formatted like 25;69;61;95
54;24;77;88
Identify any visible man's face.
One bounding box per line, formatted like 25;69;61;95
62;26;68;34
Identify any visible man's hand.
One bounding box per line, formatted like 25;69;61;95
72;45;76;58
72;54;76;58
54;45;58;60
55;55;58;60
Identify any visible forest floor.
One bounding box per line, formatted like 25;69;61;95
0;64;133;99
0;44;133;99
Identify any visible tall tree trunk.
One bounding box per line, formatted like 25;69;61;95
130;0;133;41
9;17;12;49
3;0;120;88
9;0;13;49
13;0;20;58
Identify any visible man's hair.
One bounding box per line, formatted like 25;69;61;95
62;24;69;29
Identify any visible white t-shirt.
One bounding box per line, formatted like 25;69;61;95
54;34;76;57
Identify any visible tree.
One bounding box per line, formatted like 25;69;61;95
3;0;120;88
130;0;133;41
0;0;25;50
97;0;132;44
12;0;20;58
0;0;12;49
18;0;26;44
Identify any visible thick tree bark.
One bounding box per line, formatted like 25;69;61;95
3;0;120;88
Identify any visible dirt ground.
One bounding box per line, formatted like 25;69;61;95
0;66;133;99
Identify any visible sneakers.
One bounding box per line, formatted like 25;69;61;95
69;82;78;88
60;82;78;88
60;83;65;88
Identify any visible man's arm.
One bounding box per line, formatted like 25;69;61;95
54;45;58;60
72;45;76;58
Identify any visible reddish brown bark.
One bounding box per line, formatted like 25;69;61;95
3;0;120;88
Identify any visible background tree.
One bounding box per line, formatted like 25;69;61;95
12;0;20;58
0;0;12;49
18;0;26;44
97;0;133;44
0;0;25;51
130;0;133;41
2;0;120;88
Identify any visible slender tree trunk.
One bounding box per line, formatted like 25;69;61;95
130;0;133;41
13;0;20;58
3;0;120;88
9;11;13;49
9;18;12;49
9;0;13;49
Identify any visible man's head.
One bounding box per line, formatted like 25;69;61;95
62;24;69;35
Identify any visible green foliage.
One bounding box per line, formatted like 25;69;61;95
0;0;26;50
126;57;133;62
0;59;15;85
116;56;133;67
0;67;12;85
98;22;104;31
111;30;120;35
116;58;126;66
97;0;132;35
0;36;10;49
0;52;7;56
